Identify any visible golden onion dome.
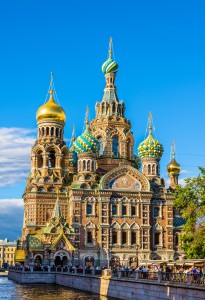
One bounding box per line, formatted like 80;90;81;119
167;158;181;175
36;90;66;122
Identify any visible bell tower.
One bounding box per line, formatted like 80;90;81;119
22;74;70;235
90;38;134;172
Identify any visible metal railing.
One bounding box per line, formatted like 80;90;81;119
9;267;205;287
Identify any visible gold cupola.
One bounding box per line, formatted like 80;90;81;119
36;74;66;123
167;141;181;175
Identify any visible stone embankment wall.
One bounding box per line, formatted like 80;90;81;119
8;270;55;284
9;270;205;300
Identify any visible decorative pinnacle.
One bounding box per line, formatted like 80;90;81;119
109;37;113;60
85;105;89;130
71;125;75;143
148;112;153;134
49;72;54;100
171;140;175;160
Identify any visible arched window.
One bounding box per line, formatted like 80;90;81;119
87;232;93;243
122;205;127;215
148;164;151;174
155;232;160;245
152;164;155;175
56;128;59;137
102;102;105;114
48;150;55;168
37;150;43;168
131;232;136;245
98;137;103;156
46;127;49;136
112;102;116;114
112;232;117;244
112;205;117;215
127;139;131;159
87;204;92;214
42;127;44;136
122;232;127;244
87;160;91;171
92;160;95;171
51;127;54;136
112;136;119;157
83;160;86;170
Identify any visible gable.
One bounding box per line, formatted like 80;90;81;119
100;165;150;191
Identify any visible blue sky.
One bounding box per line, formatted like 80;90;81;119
0;0;205;240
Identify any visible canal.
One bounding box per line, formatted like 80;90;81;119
0;277;113;300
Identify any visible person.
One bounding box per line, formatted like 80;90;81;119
165;266;171;281
141;266;147;279
197;267;203;285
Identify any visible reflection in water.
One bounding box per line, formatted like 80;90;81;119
0;277;112;300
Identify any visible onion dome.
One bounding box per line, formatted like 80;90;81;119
36;90;66;122
167;141;181;175
73;120;99;154
138;114;163;159
36;74;66;122
102;37;118;74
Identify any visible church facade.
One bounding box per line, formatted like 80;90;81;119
18;39;185;268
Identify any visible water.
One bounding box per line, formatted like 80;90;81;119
0;277;112;300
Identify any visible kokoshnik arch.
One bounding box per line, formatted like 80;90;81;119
15;39;185;268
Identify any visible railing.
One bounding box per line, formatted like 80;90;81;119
9;267;205;287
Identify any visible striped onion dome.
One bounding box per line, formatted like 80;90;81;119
102;58;118;74
73;122;100;154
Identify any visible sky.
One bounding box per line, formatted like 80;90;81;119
0;0;205;241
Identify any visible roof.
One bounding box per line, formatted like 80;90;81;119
28;234;44;251
14;250;25;262
173;216;186;228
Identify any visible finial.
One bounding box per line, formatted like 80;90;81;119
85;105;89;130
48;72;55;100
109;37;113;60
148;112;153;134
171;140;175;160
71;125;75;143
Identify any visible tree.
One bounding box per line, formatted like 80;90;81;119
174;167;205;258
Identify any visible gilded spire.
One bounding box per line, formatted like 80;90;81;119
171;140;175;160
148;112;153;135
85;105;89;130
71;125;75;143
109;37;113;60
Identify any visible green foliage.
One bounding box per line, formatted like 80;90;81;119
174;167;205;258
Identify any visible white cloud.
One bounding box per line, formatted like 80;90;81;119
180;169;189;174
0;198;23;212
0;199;24;240
165;177;186;188
0;127;36;188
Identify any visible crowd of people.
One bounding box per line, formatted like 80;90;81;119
14;262;204;284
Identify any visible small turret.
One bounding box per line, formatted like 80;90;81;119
167;141;181;189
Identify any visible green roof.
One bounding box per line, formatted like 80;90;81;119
173;216;186;228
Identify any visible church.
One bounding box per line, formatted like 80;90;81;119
16;39;185;268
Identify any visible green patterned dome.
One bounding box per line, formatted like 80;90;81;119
102;58;118;74
73;122;99;154
138;127;163;159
